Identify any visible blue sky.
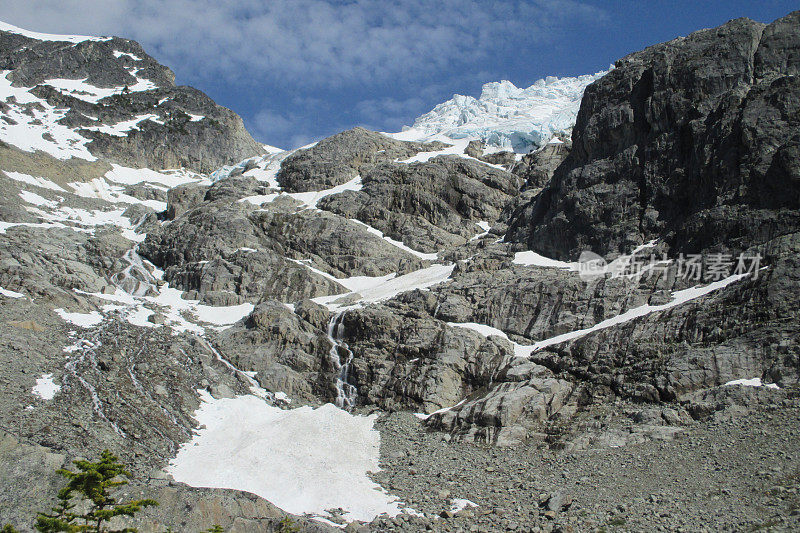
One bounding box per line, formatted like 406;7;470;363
1;1;797;149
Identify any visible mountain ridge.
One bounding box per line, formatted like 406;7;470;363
0;12;798;533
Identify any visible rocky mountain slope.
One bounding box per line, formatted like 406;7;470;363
0;13;799;533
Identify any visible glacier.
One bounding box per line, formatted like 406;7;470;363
400;70;609;153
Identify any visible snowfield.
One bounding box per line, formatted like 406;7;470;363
167;391;410;523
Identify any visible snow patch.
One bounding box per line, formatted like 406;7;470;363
79;114;162;136
167;391;409;523
512;250;579;270
113;50;142;61
44;74;158;104
0;287;24;298
451;499;478;513
54;308;104;327
32;373;61;400
240;175;363;210
723;377;780;390
0;21;109;43
3;171;66;192
313;263;455;311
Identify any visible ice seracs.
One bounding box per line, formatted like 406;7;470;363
401;70;608;153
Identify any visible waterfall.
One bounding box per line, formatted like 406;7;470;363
327;312;357;409
111;247;157;296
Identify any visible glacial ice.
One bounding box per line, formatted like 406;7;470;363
401;70;609;153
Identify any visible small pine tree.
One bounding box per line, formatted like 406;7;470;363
204;527;224;533
276;518;300;533
2;525;20;533
35;450;157;533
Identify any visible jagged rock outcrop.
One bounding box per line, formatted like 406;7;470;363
215;300;334;402
141;177;428;304
524;232;800;402
510;140;571;190
319;155;522;252
0;27;264;172
277;127;446;192
507;12;800;260
464;140;516;168
336;302;516;413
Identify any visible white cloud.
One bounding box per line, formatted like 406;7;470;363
0;0;605;88
0;1;607;147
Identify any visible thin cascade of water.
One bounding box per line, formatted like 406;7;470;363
111;247;157;296
327;311;358;409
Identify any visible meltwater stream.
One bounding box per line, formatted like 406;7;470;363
327;311;358;409
111;247;157;296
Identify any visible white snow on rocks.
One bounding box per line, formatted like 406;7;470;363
512;250;579;270
3;171;66;192
240;175;363;210
451;272;753;357
19;190;58;208
166;391;410;523
79;113;163;136
32;373;61;400
0;287;24;298
0;21;109;43
44;76;156;104
54;308;104;327
400;70;608;153
313;263;455;311
113;50;142;61
450;499;478;514
348;219;438;261
80;265;254;335
723;377;780;390
0;71;97;160
103;164;204;189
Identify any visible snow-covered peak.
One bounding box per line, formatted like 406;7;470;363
0;20;109;44
402;70;609;153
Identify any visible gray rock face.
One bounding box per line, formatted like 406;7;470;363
320;155;522;252
506;12;800;260
216;300;334;403
0;28;264;172
141;178;427;304
402;255;676;343
464;140;516;168
277;127;447;192
165;182;209;220
426;373;574;446
337;303;516;413
140;200;345;304
510;141;571;190
2;11;800;532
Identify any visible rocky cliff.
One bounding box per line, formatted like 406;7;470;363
0;22;264;173
0;13;799;533
506;12;800;259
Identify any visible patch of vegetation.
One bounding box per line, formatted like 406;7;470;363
276;517;301;533
34;449;158;532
